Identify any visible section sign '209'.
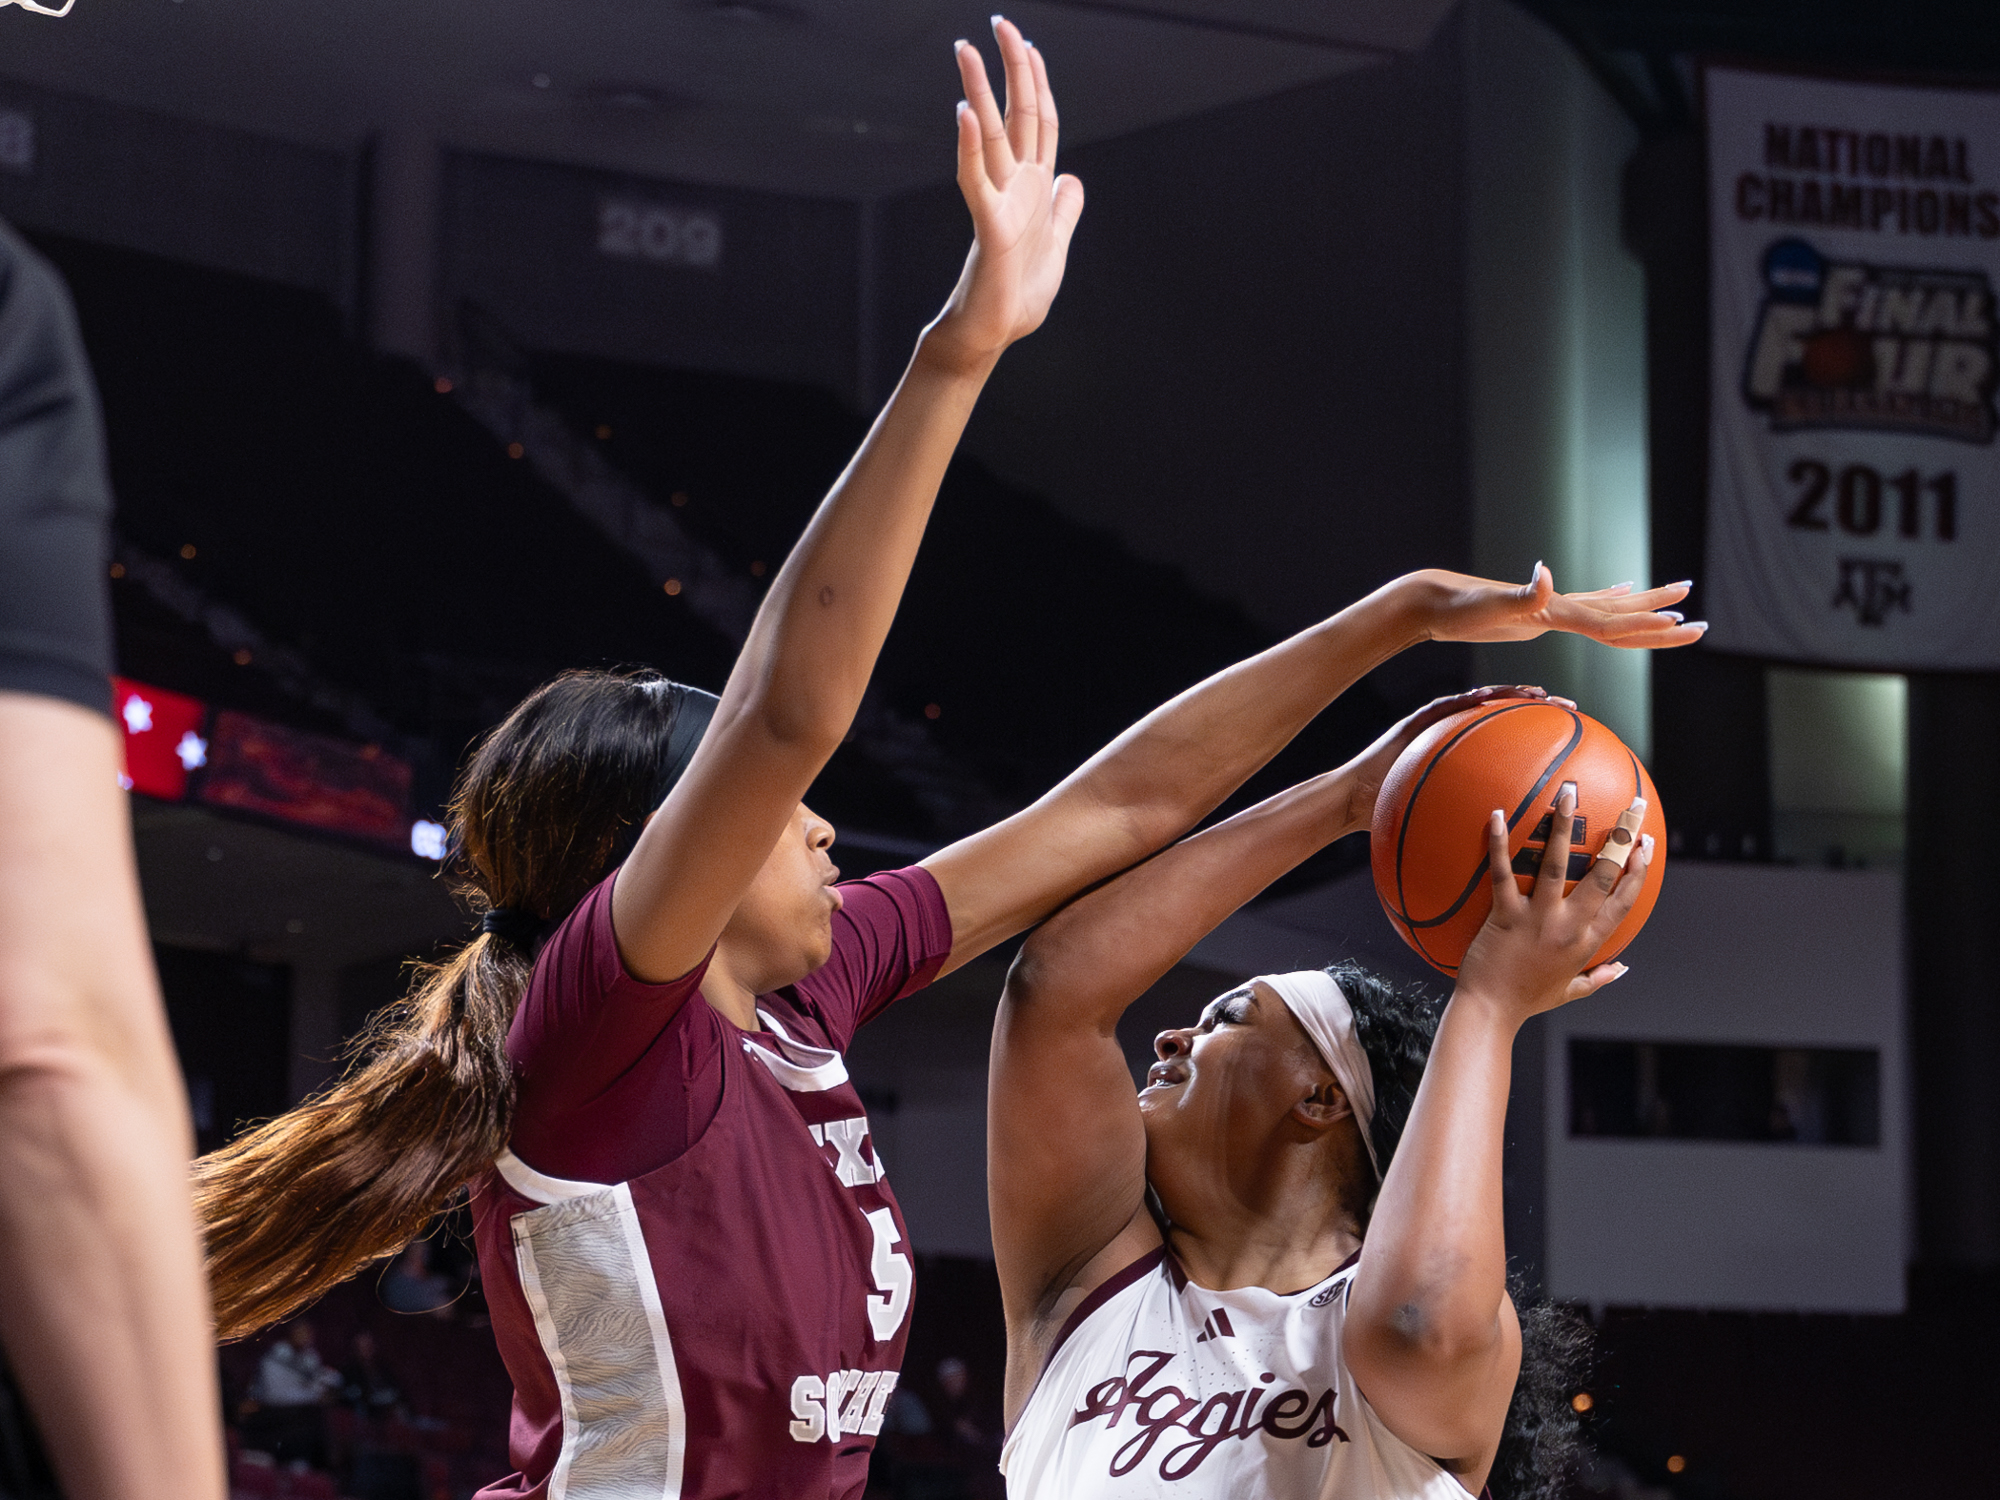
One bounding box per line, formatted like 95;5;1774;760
1705;65;2000;668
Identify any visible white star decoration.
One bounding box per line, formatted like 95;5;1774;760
120;694;153;735
175;731;207;771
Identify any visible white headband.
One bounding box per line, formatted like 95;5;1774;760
1253;970;1381;1180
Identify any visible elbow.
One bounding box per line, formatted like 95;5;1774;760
737;670;859;762
1357;1295;1504;1373
1003;943;1054;1012
1004;931;1087;1015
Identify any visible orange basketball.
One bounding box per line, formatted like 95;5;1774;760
1369;700;1667;977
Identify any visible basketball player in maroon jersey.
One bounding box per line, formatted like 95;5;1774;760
192;22;1697;1500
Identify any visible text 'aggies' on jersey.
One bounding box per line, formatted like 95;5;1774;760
1002;1250;1471;1500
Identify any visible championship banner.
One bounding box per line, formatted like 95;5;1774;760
1704;66;2000;668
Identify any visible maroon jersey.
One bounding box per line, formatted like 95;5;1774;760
471;867;951;1500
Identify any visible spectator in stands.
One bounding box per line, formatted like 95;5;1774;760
0;218;226;1499
242;1322;338;1470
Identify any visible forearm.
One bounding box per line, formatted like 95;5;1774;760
0;701;225;1500
1014;767;1360;1025
1348;991;1518;1361
0;1049;223;1500
727;331;996;750
1044;575;1435;853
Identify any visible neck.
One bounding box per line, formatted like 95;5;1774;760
699;947;763;1030
1166;1210;1363;1296
1155;1132;1369;1294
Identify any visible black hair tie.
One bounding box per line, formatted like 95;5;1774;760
480;907;548;951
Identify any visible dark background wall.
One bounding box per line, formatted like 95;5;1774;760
874;26;1472;662
0;79;349;303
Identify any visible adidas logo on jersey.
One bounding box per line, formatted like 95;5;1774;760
1193;1307;1235;1343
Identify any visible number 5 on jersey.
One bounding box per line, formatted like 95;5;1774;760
865;1207;912;1341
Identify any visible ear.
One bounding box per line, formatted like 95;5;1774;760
1290;1081;1354;1132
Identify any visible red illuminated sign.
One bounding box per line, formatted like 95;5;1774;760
199;711;412;848
110;676;209;801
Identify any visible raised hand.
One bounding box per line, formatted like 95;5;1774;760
1338;684;1567;828
926;16;1086;372
1456;789;1653;1020
1413;565;1705;649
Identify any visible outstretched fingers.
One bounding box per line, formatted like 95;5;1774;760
1028;40;1060;165
992;16;1041;166
955;38;1011;188
1597;580;1692;613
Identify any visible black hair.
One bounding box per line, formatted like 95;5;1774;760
197;668;714;1339
1327;960;1593;1500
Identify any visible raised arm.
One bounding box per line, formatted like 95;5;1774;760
927;565;1696;971
1344;791;1652;1469
989;687;1523;1414
612;20;1084;982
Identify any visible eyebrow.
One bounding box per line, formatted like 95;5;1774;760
1198;987;1259;1026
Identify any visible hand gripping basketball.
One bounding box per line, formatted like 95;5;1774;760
1456;790;1655;1016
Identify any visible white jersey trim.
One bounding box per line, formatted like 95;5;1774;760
615;1182;687;1498
510;1180;685;1500
495;1148;616;1205
742;1008;850;1092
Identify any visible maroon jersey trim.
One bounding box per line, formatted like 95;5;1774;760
1043;1248;1167;1376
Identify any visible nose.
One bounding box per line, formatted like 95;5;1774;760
805;810;836;852
1154;1028;1193;1062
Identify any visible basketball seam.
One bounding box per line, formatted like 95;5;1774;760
1391;710;1586;946
1390;702;1547;950
1392;705;1548;971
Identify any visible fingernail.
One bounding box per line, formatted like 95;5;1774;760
954;38;967;49
1532;559;1544;578
1629;795;1647;811
1612;963;1630;978
1615;580;1634;591
1560;780;1578;808
991;12;1005;26
1641;833;1655;857
1690;620;1710;632
1675;580;1694;588
1662;610;1684;623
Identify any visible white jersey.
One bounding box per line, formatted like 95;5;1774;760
1001;1249;1473;1500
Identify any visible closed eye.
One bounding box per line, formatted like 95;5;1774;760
1198;990;1255;1031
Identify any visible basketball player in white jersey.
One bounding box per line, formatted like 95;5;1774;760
991;744;1651;1498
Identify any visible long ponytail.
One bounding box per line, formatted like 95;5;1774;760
195;670;712;1341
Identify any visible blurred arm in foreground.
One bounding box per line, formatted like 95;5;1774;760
0;220;225;1500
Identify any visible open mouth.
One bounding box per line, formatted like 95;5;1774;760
1144;1062;1187;1090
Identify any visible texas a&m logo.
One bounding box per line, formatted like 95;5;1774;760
1742;237;1997;442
